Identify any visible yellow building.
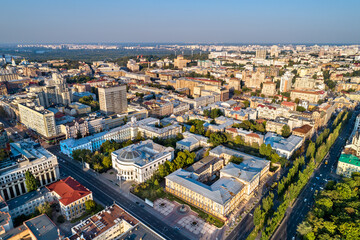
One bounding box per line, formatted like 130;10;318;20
165;146;270;221
47;177;93;221
174;55;190;69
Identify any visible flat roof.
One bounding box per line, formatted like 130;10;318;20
7;187;50;211
24;214;59;240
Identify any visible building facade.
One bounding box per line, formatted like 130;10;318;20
98;85;127;115
111;140;174;183
0;140;60;201
18;103;57;138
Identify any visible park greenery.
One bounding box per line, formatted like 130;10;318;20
188;119;205;135
79;95;100;111
66;75;94;84
247;109;351;240
72;135;144;172
233;120;266;133
132;148;225;228
297;173;360;240
132;149;195;200
203;108;224;119
13;201;55;227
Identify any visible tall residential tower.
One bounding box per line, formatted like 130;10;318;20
98;85;127;115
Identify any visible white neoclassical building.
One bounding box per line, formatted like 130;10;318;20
111;140;174;183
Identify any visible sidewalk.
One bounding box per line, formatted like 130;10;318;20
95;171;201;240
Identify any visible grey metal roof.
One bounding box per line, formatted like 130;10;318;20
166;169;244;205
24;214;59;240
264;132;303;152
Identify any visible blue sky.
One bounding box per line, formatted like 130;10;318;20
1;0;359;44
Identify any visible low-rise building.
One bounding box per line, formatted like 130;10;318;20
59;118;89;139
336;154;360;178
60;117;181;157
68;203;164;240
46;176;93;221
290;90;325;104
68;102;91;115
0;214;60;240
176;132;210;151
264;133;304;159
7;187;53;219
225;128;264;146
292;124;314;139
111;140;174;183
166;146;270;220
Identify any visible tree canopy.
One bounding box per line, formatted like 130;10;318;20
25;171;38;192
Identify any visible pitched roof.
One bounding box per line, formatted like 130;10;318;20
338;154;360;167
46;177;91;206
292;124;312;134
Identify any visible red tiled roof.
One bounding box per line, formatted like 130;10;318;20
291;90;325;95
54;112;65;119
281;101;296;107
293;124;312;134
233;107;242;111
226;128;238;133
46;177;91;206
257;104;276;110
246;133;260;138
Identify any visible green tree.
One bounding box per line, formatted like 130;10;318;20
102;156;112;169
253;205;263;227
93;163;103;172
205;129;211;137
154;179;159;186
229;156;244;164
36;202;52;218
296;106;306;112
25;171;38;192
85;200;96;212
189;125;196;133
297;221;313;236
281;125;291;138
209;132;228;146
306;141;316;158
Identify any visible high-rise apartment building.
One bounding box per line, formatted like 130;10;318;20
18;102;57;138
255;48;267;59
280;72;294;93
98;85;127;115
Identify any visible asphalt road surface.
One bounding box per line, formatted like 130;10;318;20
49;147;189;240
271;109;358;240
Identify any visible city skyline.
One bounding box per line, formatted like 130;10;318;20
1;0;359;44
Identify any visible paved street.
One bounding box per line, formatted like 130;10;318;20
48;147;189;240
271;110;358;240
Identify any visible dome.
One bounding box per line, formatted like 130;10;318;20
118;149;142;162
